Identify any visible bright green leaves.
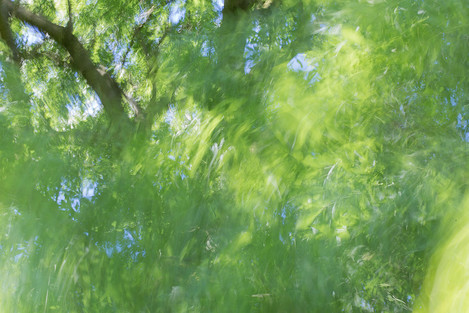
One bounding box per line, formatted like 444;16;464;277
415;195;469;313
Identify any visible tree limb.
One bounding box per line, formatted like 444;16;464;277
3;0;138;124
121;5;155;67
222;0;258;15
66;0;73;32
0;0;20;63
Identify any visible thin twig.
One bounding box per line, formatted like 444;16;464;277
66;0;73;31
120;5;155;67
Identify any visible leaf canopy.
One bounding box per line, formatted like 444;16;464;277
0;0;468;312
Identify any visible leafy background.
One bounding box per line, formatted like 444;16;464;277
0;0;468;312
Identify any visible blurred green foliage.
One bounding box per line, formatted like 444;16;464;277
0;0;468;312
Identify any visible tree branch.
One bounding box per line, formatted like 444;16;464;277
3;0;138;124
66;0;73;32
222;0;258;15
0;0;20;63
121;5;155;67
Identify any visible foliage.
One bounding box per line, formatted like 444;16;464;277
0;0;468;312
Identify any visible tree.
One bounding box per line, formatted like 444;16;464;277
0;0;468;312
